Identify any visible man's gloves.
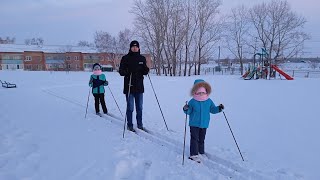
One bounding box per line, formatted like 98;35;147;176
218;104;224;112
119;68;130;76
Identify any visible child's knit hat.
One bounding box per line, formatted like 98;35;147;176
92;63;102;70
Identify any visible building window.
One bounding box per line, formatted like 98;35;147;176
66;56;71;60
25;65;31;70
76;64;79;69
74;56;79;60
25;56;32;61
13;56;19;60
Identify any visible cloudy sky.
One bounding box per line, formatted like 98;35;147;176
1;0;319;57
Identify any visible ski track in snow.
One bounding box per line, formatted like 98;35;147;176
67;160;96;180
0;116;40;180
40;85;291;180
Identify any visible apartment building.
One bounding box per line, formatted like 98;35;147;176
0;44;152;72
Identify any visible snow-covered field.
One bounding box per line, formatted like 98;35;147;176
0;70;319;180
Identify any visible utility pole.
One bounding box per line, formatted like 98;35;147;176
218;46;221;61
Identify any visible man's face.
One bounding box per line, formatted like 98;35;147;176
131;46;139;52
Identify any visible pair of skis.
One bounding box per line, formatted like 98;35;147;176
96;112;150;134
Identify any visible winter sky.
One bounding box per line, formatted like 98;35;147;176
0;0;319;57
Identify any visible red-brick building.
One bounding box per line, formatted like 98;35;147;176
23;51;45;71
0;44;152;71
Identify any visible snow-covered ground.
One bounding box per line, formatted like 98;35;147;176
0;70;319;180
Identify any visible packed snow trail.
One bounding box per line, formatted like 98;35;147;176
42;86;275;180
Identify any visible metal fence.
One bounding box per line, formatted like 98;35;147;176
149;66;320;78
284;69;320;78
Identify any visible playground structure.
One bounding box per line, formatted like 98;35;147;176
242;48;293;80
243;65;293;80
270;65;294;80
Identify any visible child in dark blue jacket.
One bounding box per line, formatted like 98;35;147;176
183;79;224;163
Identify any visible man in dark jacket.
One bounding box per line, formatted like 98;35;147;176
119;40;149;132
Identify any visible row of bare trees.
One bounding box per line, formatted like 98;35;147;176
225;0;309;74
130;0;309;76
70;0;309;76
0;36;45;47
131;0;223;76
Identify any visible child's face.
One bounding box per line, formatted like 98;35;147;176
194;87;207;96
93;66;101;71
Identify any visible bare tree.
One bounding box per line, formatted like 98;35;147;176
117;28;132;54
25;37;44;47
225;5;250;74
114;28;133;69
25;39;31;45
250;0;309;69
92;29;132;70
194;0;223;75
131;0;169;75
162;0;187;76
181;0;200;76
78;40;94;47
0;37;15;44
94;31;114;53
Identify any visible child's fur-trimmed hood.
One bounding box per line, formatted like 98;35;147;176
191;79;212;96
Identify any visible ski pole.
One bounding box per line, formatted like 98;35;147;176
85;88;91;118
222;111;245;161
182;101;188;165
123;73;132;138
108;86;123;117
147;74;169;131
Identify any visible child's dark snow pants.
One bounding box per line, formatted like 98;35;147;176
190;126;207;156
